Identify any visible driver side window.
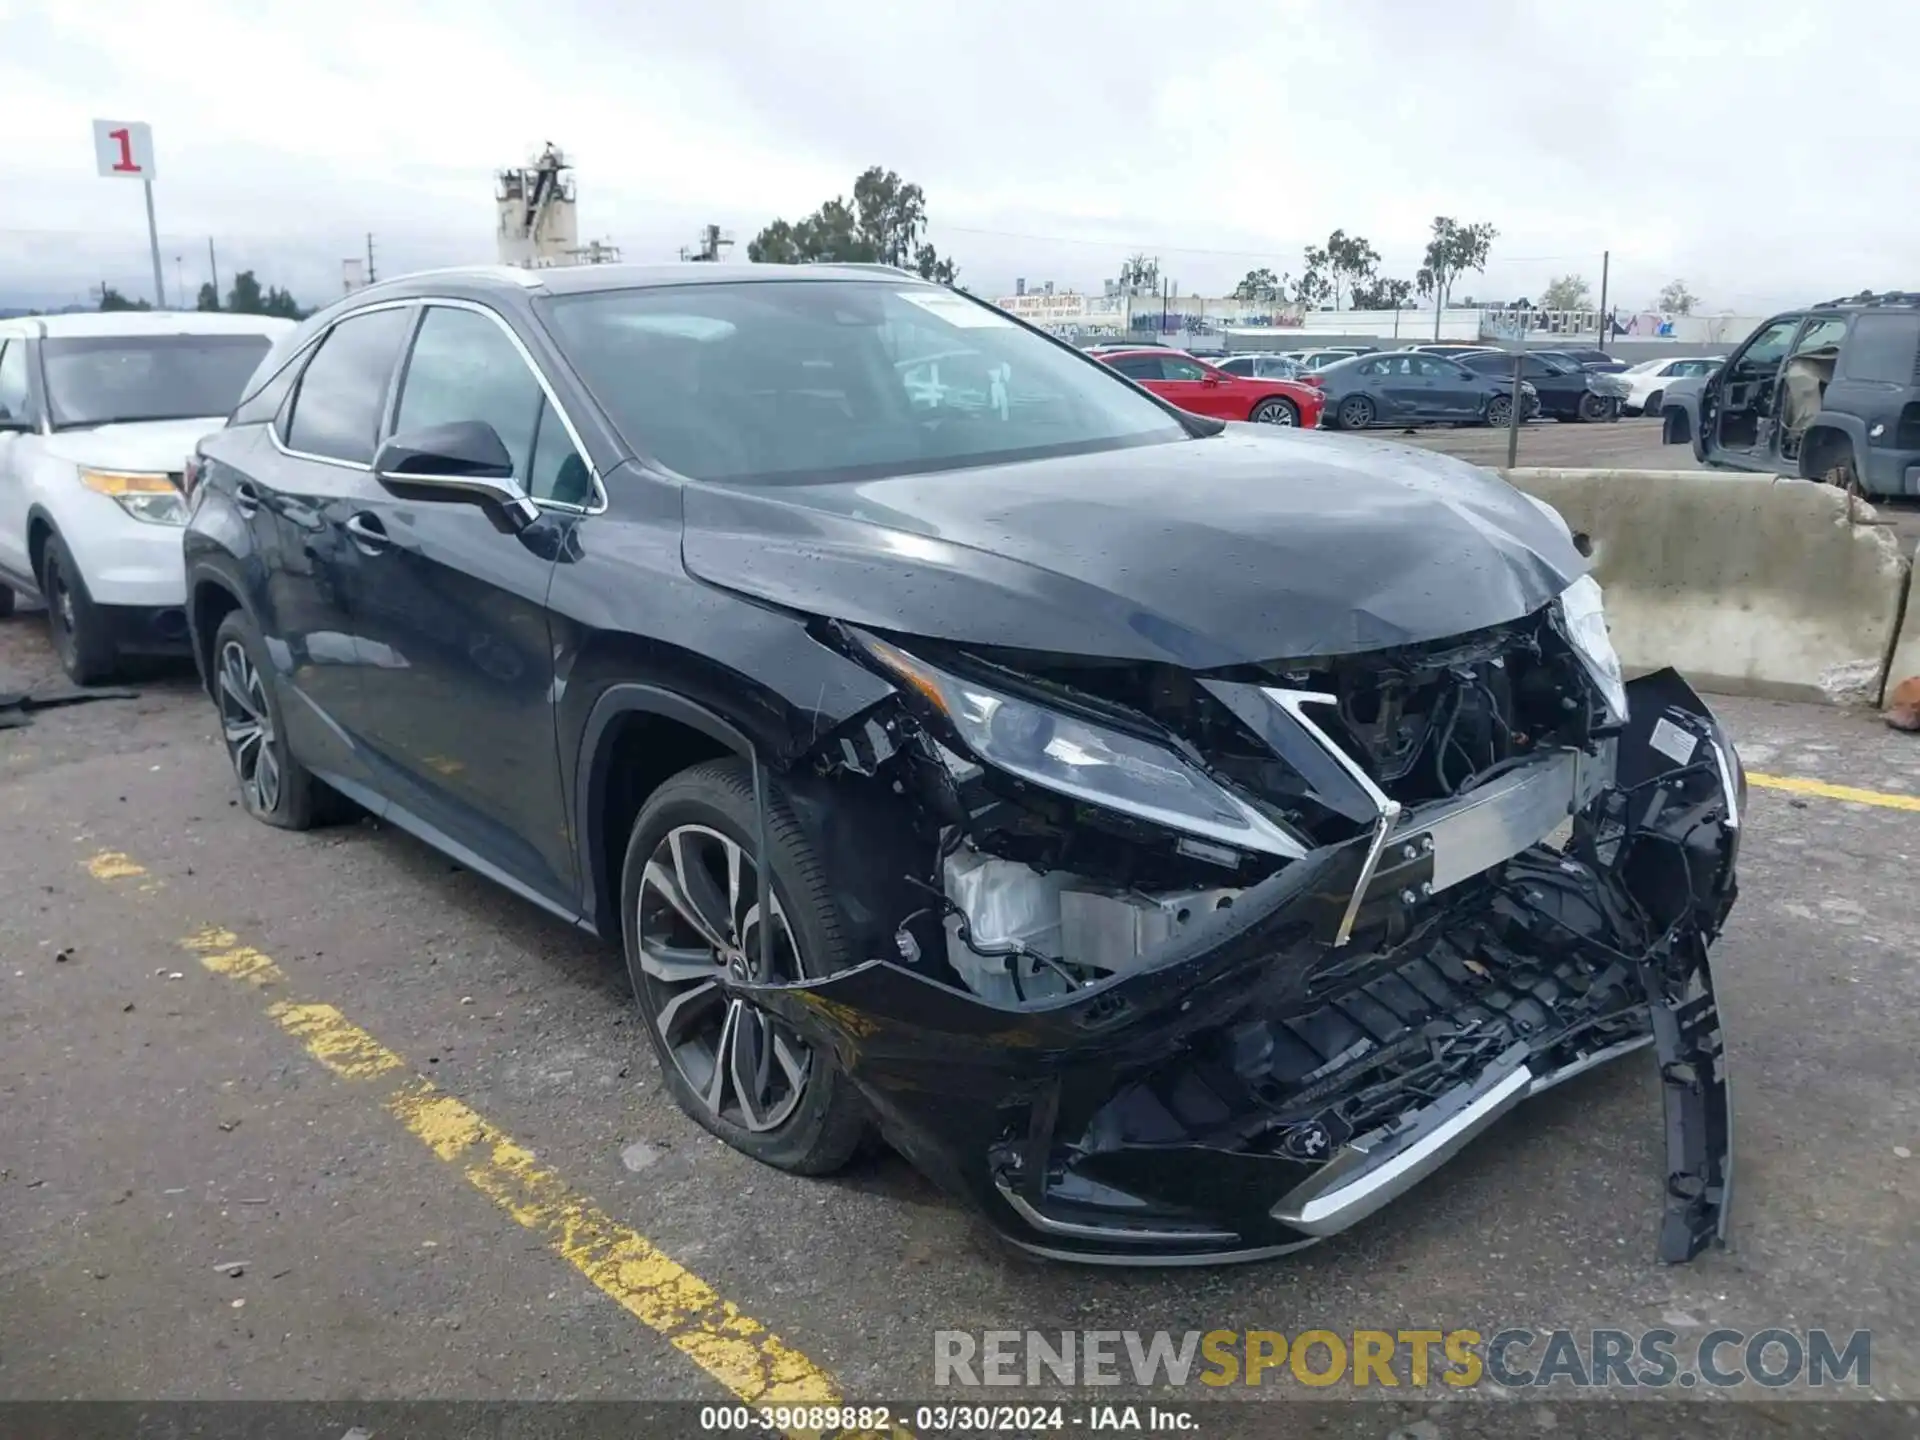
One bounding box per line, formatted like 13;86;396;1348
1161;358;1206;381
1735;318;1800;371
393;305;588;503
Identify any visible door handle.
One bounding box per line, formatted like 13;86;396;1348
233;481;261;516
344;512;390;553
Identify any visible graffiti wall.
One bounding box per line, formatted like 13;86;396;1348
991;292;1307;338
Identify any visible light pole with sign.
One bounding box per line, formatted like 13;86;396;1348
91;119;165;309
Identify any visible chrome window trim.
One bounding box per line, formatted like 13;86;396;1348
268;294;608;515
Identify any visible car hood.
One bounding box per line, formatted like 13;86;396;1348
679;428;1586;669
42;417;225;473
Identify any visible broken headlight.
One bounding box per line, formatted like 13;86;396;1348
1556;573;1628;722
852;632;1308;860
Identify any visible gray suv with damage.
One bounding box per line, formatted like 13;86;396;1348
1661;290;1920;497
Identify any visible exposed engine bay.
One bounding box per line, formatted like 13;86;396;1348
736;599;1740;1265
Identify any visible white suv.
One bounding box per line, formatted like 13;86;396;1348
0;312;293;682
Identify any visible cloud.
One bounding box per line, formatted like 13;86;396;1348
5;0;1915;313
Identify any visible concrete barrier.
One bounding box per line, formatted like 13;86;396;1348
1886;539;1920;704
1499;469;1912;706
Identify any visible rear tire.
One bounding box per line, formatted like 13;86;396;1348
1577;391;1613;423
621;758;869;1176
1820;441;1861;497
1336;394;1376;429
1485;394;1515;428
39;532;116;685
1249;397;1298;426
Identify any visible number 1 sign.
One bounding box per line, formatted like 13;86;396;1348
91;120;166;306
92;120;156;179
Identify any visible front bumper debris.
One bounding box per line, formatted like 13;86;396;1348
741;670;1739;1265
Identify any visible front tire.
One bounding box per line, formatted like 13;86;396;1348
1250;397;1298;426
1576;391;1614;423
620;758;868;1176
1485;394;1515;428
39;533;116;684
211;609;329;830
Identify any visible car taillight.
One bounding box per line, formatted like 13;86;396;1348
1302;373;1324;388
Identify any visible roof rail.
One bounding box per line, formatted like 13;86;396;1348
806;261;918;277
1815;289;1920;308
374;265;547;289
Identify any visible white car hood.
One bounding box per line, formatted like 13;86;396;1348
42;417;226;474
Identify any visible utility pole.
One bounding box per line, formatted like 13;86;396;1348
174;254;185;307
207;238;219;308
1432;271;1445;341
366;232;377;284
1596;249;1611;354
143;179;166;308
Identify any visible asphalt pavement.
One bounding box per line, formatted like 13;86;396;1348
3;440;1919;1424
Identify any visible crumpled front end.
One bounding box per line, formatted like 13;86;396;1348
744;617;1739;1264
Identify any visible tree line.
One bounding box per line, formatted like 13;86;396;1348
97;269;308;318
1231;223;1703;317
1229;218;1497;313
748;166;959;283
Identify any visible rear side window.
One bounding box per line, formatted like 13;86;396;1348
1839;313;1920;384
1108;355;1163;380
233;341;315;429
286;307;413;463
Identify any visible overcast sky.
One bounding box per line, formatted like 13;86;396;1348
4;0;1915;314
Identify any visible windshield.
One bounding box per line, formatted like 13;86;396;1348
43;334;274;429
544;281;1191;484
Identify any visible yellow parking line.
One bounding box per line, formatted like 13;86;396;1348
1748;772;1920;813
87;858;869;1423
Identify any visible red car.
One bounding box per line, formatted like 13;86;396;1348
1095;347;1325;428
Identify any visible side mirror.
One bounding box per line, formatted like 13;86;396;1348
373;421;538;530
1201;372;1222;386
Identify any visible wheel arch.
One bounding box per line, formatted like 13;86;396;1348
24;503;58;587
575;685;759;941
1797;414;1866;481
187;565;249;699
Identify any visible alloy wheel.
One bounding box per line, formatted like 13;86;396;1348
1487;395;1514;428
634;824;812;1133
1339;396;1374;428
1251;398;1296;426
217;639;283;813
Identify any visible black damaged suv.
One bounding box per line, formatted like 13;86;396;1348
182;263;1741;1264
1661;290;1920;497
